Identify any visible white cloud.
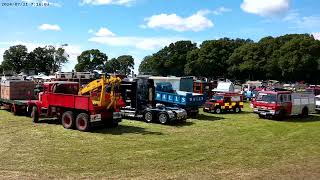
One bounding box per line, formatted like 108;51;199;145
95;27;115;37
89;36;182;51
38;24;61;31
312;32;320;40
283;11;320;30
241;0;290;17
213;7;232;15
80;0;135;6
143;10;214;32
88;28;183;50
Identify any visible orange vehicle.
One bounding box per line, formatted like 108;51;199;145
203;92;244;114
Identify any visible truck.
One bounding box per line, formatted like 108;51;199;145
252;90;315;119
120;77;187;124
154;82;205;117
203;92;244;114
1;76;124;131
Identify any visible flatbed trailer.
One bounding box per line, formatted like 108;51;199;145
0;98;30;115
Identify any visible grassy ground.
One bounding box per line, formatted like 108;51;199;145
0;104;319;179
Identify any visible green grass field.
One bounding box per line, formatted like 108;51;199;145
0;104;319;179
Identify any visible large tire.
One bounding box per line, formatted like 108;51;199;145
233;106;241;113
215;107;222;114
75;113;90;131
144;111;153;123
158;112;169;124
301;107;309;117
61;111;75;129
277;109;286;121
31;106;39;123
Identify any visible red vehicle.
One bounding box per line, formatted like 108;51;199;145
252;90;315;119
27;76;124;131
203;92;244;114
193;80;217;99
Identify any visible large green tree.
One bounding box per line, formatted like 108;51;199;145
106;55;134;75
75;49;108;72
2;45;28;73
139;40;197;76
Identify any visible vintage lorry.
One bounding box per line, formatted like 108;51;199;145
0;76;124;131
252;90;315;119
119;77;187;124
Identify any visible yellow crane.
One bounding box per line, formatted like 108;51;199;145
78;75;122;109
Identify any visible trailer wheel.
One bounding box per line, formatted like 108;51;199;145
11;105;18;115
301;107;309;117
144;111;153;123
158;112;169;124
31;106;39;123
76;113;90;131
233;106;241;113
215;107;222;114
61;111;75;129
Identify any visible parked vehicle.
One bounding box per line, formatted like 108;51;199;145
193;80;217;99
155;82;205;117
203;92;244;114
316;95;320;113
252;90;315;119
120;77;187;124
2;76;124;132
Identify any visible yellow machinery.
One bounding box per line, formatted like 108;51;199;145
78;75;122;109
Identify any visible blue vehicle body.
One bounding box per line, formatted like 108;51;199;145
155;82;205;116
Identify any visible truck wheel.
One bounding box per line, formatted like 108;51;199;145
215;107;222;114
11;105;18;115
31;106;39;123
301;107;309;117
62;111;75;129
144;111;153;123
233;106;241;113
158;112;169;124
76;113;90;131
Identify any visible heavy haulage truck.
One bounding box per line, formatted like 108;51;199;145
252;90;315;119
0;76;124;131
119;77;188;124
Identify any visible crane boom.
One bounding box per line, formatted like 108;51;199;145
78;75;122;109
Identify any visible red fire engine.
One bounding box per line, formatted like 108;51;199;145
203;92;244;114
252;90;315;119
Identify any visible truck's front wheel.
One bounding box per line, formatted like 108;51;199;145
31;106;39;123
76;113;90;131
144;111;153;123
62;111;75;129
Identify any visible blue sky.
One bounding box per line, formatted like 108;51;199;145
0;0;319;73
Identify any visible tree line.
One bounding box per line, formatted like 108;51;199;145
1;46;135;76
0;45;68;75
139;34;320;83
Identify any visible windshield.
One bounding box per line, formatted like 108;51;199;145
212;95;223;100
256;93;276;103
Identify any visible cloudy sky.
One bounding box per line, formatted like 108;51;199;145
0;0;319;73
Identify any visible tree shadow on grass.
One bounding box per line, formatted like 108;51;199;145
91;124;164;135
193;114;225;121
280;114;320;123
